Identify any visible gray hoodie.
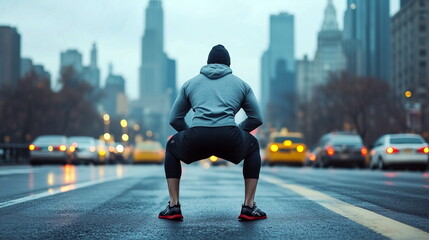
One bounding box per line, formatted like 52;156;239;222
169;64;263;132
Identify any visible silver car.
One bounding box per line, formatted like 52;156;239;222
68;136;98;164
29;135;71;164
369;134;429;170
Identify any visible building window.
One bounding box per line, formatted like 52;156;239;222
421;49;427;57
421;0;426;7
420;25;427;32
420;61;427;68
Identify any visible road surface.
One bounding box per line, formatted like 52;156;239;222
0;164;428;239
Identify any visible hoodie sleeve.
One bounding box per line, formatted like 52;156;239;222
238;87;263;132
169;84;191;132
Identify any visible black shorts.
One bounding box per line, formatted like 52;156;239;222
166;126;259;165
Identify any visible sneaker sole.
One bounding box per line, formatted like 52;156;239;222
238;214;267;221
158;214;184;220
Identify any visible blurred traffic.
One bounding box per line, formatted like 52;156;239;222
1;127;428;173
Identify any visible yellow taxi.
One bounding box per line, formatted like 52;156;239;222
264;129;307;166
133;141;165;164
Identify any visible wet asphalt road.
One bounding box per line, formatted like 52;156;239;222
0;163;428;240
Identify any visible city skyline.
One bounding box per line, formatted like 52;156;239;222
0;0;400;100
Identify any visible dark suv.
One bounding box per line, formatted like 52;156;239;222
313;132;367;168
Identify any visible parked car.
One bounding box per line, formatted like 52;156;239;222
68;136;98;164
313;132;367;168
133;141;164;164
264;129;307;166
29;135;74;164
369;134;429;170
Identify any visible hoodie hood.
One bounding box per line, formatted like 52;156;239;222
200;64;232;79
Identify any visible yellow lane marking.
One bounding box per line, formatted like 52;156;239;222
262;176;429;240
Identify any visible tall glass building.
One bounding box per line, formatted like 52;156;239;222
297;0;346;102
261;12;296;129
138;0;176;143
343;0;391;82
0;26;21;89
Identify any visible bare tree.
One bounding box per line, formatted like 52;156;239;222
0;67;103;143
300;73;406;146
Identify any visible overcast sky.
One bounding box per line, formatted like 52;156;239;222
0;0;399;101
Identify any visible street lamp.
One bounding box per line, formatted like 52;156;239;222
103;114;110;122
120;119;128;143
405;90;412;98
103;133;111;141
122;134;129;142
146;130;153;138
120;119;128;128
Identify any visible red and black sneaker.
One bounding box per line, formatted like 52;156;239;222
238;203;267;221
158;202;183;220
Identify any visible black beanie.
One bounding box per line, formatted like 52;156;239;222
207;44;231;66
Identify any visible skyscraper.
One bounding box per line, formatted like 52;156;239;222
61;44;100;92
60;49;83;74
297;0;346;102
139;0;176;142
103;64;127;117
392;0;429;97
166;57;177;106
343;0;391;81
0;26;21;88
261;12;296;129
20;57;51;85
140;0;165;97
400;0;412;8
83;43;101;91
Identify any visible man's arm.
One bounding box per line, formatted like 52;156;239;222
238;88;263;132
169;86;191;132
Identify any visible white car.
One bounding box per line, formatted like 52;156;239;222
68;136;98;164
369;134;429;170
29;135;72;164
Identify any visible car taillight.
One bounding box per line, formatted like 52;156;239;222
361;147;368;156
57;145;67;151
417;146;429;154
69;146;76;152
386;147;399;154
270;144;279;152
29;144;39;151
325;146;335;156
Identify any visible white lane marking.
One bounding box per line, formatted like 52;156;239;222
0;169;40;176
0;177;120;209
262;175;429;240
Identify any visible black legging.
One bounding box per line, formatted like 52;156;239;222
164;126;261;179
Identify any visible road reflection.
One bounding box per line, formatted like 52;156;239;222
20;164;143;197
60;185;76;192
63;164;76;184
384;172;398;178
47;172;55;186
28;171;34;190
116;164;123;178
98;166;105;179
